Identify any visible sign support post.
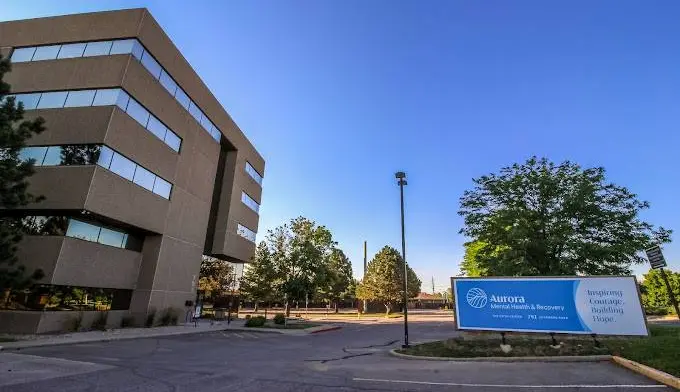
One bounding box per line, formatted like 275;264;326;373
659;268;680;320
645;246;679;320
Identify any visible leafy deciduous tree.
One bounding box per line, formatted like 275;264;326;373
459;157;670;276
640;269;679;315
319;248;354;312
240;241;278;314
356;246;421;315
198;255;234;296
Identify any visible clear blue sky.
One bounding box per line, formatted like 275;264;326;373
3;1;680;293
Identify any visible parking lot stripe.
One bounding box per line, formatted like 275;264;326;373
353;377;666;389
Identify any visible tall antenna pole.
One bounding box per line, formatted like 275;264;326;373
363;241;367;313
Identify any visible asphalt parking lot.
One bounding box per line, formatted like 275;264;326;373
0;317;665;391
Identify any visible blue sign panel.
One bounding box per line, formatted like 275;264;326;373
452;277;648;336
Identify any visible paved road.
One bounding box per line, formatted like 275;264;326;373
0;320;664;391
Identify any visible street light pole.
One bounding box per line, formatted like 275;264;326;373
395;171;409;348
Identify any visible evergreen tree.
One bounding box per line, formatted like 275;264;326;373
0;56;46;294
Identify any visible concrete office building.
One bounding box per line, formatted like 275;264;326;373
0;9;265;333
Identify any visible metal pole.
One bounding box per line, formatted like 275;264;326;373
659;268;680;320
398;175;409;348
363;241;367;314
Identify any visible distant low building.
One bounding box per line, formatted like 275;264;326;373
408;292;447;309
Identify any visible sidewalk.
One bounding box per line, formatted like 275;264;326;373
0;320;340;351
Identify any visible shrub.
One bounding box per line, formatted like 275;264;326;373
273;313;286;325
244;314;251;320
245;316;266;327
145;308;156;328
92;312;108;331
121;315;135;328
160;308;179;326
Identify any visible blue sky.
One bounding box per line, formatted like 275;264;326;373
3;1;680;292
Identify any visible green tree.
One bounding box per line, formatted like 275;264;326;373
198;255;234;296
268;217;336;316
0;56;46;295
240;241;278;314
460;241;494;277
319;248;354;312
640;269;679;315
459;157;670;276
356;246;421;315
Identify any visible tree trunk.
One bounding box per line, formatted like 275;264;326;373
385;302;392;316
254;302;258;313
285;301;290;317
334;302;338;313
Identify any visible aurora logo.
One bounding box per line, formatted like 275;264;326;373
466;288;488;308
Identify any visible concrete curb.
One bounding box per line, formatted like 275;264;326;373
0;325;282;351
0;323;342;351
309;326;342;334
388;349;612;362
612;356;680;389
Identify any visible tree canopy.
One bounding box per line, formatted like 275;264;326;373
318;248;355;311
239;241;278;309
640;269;679;315
356;246;421;314
240;216;354;315
198;255;235;295
0;56;46;292
459;157;670;276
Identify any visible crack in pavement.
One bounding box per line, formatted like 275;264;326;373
304;339;399;364
304;352;373;364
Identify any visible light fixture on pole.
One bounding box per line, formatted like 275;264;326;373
395;171;409;348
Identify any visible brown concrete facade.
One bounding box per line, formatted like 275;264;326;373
0;9;265;333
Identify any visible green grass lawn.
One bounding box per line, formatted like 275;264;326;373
398;325;680;377
307;312;402;318
0;337;16;342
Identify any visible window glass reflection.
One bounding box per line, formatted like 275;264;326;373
83;41;112;57
1;284;133;311
237;224;257;243
66;219;101;242
98;227;126;248
10;47;36;62
11;39;220;146
245;162;263;186
64;90;96;107
15;93;41;110
57;43;86;59
164;132;181;152
159;70;178;96
19;147;47;165
132;165;155;191
36;91;68;109
146;116;168;140
125;98;150;128
110;39;143;59
92;88;120;106
152;177;172;199
61;145;101;165
97;146;114;168
241;191;260;213
42;146;62;166
109;153;136;181
188;101;202;122
32;45;61;61
175;88;190;109
20;216;69;236
140;51;162;79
